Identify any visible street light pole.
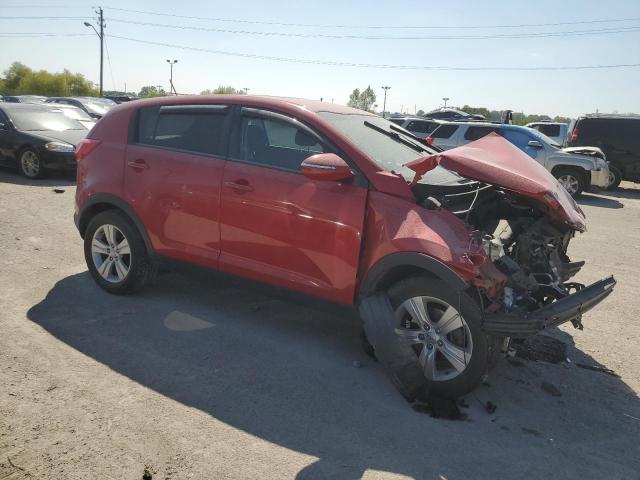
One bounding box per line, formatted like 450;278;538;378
166;59;178;94
83;7;105;96
442;97;450;108
381;85;391;118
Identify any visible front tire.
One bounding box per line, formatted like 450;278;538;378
18;148;46;179
554;168;586;197
84;210;156;294
360;276;491;400
606;166;622;190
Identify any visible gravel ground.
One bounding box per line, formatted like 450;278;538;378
1;169;639;480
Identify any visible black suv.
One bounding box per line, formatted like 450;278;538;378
568;114;640;189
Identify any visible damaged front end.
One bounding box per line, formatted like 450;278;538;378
406;134;616;338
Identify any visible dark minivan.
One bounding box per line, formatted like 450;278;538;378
568;114;640;189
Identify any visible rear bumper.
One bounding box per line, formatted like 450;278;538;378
482;276;616;337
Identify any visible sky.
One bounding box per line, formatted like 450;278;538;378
1;0;639;117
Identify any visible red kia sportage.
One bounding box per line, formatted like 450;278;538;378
74;96;615;399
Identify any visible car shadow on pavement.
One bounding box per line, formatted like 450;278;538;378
0;168;75;187
595;185;640;200
577;193;624;209
27;271;640;479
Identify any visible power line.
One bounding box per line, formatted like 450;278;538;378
108;34;640;71
105;7;640;30
0;16;86;19
0;32;92;37
104;18;640;40
103;34;116;91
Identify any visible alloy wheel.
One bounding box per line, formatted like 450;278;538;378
557;174;580;195
20;151;40;177
91;224;131;283
394;296;473;382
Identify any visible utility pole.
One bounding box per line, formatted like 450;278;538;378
381;85;391;118
167;59;178;94
83;7;105;96
243;87;249;94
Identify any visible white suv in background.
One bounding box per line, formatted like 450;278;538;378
526;122;569;146
428;122;609;196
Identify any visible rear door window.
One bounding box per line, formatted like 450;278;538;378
464;126;499;141
136;105;229;156
431;124;459;139
237;111;330;172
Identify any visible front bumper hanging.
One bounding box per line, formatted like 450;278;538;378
482;276;616;337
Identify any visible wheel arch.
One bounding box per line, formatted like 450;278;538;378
77;194;155;255
358;252;468;301
550;164;590;177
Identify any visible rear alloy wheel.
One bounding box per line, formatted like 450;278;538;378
606;166;622;190
555;168;585;197
19;149;46;179
84;210;156;294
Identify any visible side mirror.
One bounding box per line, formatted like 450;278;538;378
528;140;543;149
301;153;354;182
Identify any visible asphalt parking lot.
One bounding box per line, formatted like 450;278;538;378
1;169;639;480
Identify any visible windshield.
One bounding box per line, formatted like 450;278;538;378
318;112;439;180
9;110;85;131
50;106;94;122
81;100;114;116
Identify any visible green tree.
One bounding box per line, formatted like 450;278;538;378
200;85;246;95
0;62;97;96
138;85;166;98
347;86;377;112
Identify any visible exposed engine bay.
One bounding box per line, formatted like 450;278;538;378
413;179;590;329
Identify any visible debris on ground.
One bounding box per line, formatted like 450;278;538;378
485;401;497;414
52;188;65;194
411;393;467;420
512;335;567;363
142;467;153;480
352;360;362;368
541;381;562;397
575;363;620;378
521;427;541;437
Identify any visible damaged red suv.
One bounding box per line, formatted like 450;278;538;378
75;96;615;399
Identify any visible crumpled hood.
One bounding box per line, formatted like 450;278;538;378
405;133;586;231
561;146;606;159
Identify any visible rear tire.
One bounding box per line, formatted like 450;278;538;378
360;276;492;400
606;166;622;190
84;210;156;294
554;168;586;197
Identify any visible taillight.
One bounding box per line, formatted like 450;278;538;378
570;127;579;143
75;139;100;161
425;136;434;145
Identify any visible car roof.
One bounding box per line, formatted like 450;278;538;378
114;95;373;116
578;113;640;120
0;103;52;113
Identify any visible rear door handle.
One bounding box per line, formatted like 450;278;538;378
224;180;254;193
127;159;149;171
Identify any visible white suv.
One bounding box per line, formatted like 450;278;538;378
428;122;609;196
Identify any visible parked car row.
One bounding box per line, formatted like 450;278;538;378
425;121;610;196
72;95;616;400
1;95;117;119
0;103;89;178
